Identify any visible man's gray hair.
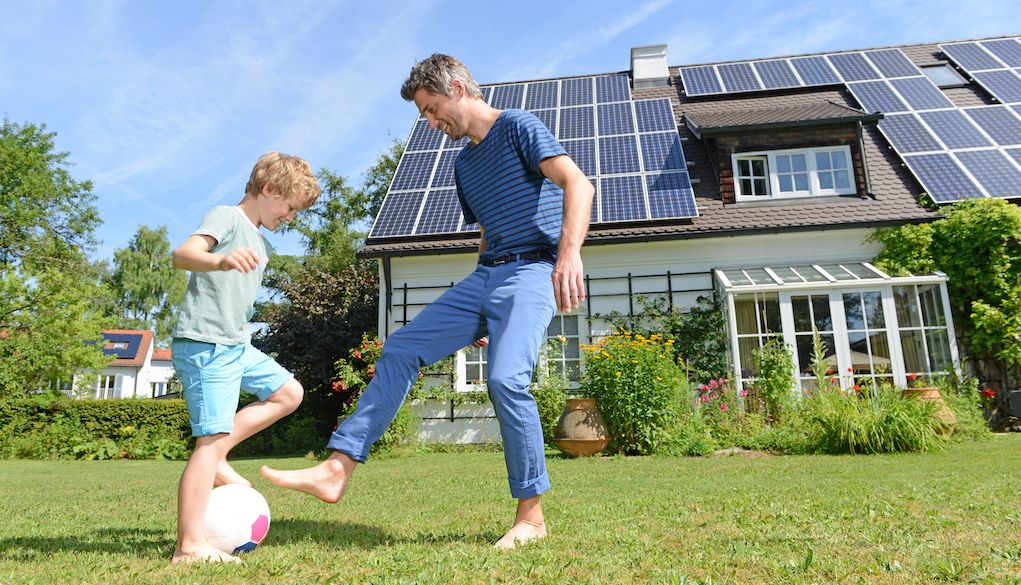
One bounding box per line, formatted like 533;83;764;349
400;54;483;101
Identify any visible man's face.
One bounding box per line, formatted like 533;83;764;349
414;85;466;141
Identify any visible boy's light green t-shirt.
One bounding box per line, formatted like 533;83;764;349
172;205;273;345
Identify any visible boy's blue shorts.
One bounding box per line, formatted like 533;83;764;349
172;339;294;437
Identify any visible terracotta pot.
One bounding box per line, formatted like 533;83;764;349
554;398;609;457
901;387;957;433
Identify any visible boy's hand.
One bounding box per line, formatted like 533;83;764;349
472;337;489;348
217;247;261;273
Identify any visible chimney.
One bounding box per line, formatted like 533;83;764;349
631;44;670;89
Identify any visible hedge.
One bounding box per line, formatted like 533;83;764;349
0;397;191;443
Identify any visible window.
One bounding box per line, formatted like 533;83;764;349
791;293;836;390
151;381;168;397
545;314;582;382
464;345;488;387
921;63;968;89
894;284;953;376
733;292;781;384
105;341;129;350
732;146;855;200
842;291;894;387
96;375;117;399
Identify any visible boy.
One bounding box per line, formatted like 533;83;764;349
169;152;321;563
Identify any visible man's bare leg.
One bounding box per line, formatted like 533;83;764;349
494;495;547;549
259;450;358;503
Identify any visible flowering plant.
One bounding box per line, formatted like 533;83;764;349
697;377;739;413
332;333;385;413
979;386;998;410
905;373;933;388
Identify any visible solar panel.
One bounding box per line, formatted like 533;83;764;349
429;150;459;188
646;172;697;219
590;182;600;224
597;102;636;136
103;333;141;359
1015;104;1021;117
370;191;426;238
460;220;479;233
972;70;1021;103
902;153;984;202
918;109;993;149
599;175;648;222
964;106;1021;145
888;76;954;110
846;80;909;113
481;86;492;103
980;39;1021;67
680;65;723;96
490;84;525;109
559;106;595;139
444;134;469;150
941;42;1003;71
560;77;593;107
791;56;841;85
599;135;640;175
1005;147;1021;166
717;62;762;92
864;49;919;78
525;81;559;110
414;189;462;235
639;133;686;172
562;139;596;177
390;152;437;191
954;149;1021;198
634;99;676;133
596;74;631;103
753;59;802;89
406;119;445;152
531;109;558;136
827;52;881;81
878;114;943;153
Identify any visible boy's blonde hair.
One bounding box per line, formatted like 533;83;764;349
245;152;321;208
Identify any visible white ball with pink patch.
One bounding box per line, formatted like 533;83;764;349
205;484;271;554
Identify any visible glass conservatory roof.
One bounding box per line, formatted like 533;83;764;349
715;262;946;292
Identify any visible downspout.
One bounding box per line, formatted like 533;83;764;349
382;256;393;338
857;121;873;196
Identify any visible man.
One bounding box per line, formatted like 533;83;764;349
261;53;594;549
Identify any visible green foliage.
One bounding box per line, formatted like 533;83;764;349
580;330;687;455
371;402;414;454
752;337;796;422
106;225;186;344
0;397;190;460
231;406;324;457
870;198;1021;378
530;338;569;445
799;384;945;454
607;295;729;386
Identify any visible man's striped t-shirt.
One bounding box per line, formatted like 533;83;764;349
454;109;567;261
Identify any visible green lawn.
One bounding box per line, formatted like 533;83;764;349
1;436;1020;584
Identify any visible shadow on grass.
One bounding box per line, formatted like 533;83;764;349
269;518;501;548
0;527;173;560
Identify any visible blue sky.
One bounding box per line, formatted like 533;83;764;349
3;0;1020;261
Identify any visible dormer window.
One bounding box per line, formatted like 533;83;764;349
732;146;855;200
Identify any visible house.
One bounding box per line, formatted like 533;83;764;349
361;35;1021;442
54;330;176;399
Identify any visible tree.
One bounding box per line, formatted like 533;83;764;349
107;225;187;344
0;119;112;396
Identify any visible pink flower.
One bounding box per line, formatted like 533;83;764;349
700;395;710;402
720;404;729;411
907;373;917;380
739;389;748;397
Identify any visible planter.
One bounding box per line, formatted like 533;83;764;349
553;398;609;457
901;387;956;433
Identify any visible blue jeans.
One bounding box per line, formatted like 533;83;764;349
328;259;556;498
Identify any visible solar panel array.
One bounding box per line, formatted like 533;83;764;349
370;74;697;239
680;42;1021;203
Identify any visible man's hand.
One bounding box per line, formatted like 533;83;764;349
552;248;585;312
217;247;261;273
472;337;489;349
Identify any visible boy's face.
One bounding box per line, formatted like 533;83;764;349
257;186;302;231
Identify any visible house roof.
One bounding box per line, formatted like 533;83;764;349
100;329;153;367
360;35;1014;258
152;348;173;362
683;101;881;137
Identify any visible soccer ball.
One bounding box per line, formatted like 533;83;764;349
205;484;271;554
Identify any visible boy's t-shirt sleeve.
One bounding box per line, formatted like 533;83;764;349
192;206;236;247
512;111;567;173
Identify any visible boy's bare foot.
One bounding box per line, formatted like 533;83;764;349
493;520;547;549
214;460;251;487
171;543;242;564
260;454;355;503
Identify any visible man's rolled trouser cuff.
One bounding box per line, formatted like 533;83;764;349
509;472;551;499
326;433;369;463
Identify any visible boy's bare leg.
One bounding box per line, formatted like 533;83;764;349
214;379;304;487
259;450;357;503
494;495;547;549
172;434;241;564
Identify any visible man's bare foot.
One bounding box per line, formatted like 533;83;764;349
493;520;547;549
171;543;241;564
214;460;251;487
259;455;354;503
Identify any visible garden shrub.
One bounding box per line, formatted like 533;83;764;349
530;338;569;446
580;331;687;455
751;337;796;423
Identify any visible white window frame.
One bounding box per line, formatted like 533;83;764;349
732;145;856;201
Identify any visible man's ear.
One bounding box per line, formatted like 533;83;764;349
450;79;466;98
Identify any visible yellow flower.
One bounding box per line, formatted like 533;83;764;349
615;371;622;377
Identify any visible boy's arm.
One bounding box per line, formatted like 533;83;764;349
172;234;261;273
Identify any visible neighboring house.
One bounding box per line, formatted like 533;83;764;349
362;35;1021;442
54;330;176;399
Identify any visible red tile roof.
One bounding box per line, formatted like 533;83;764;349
101;329;154;367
